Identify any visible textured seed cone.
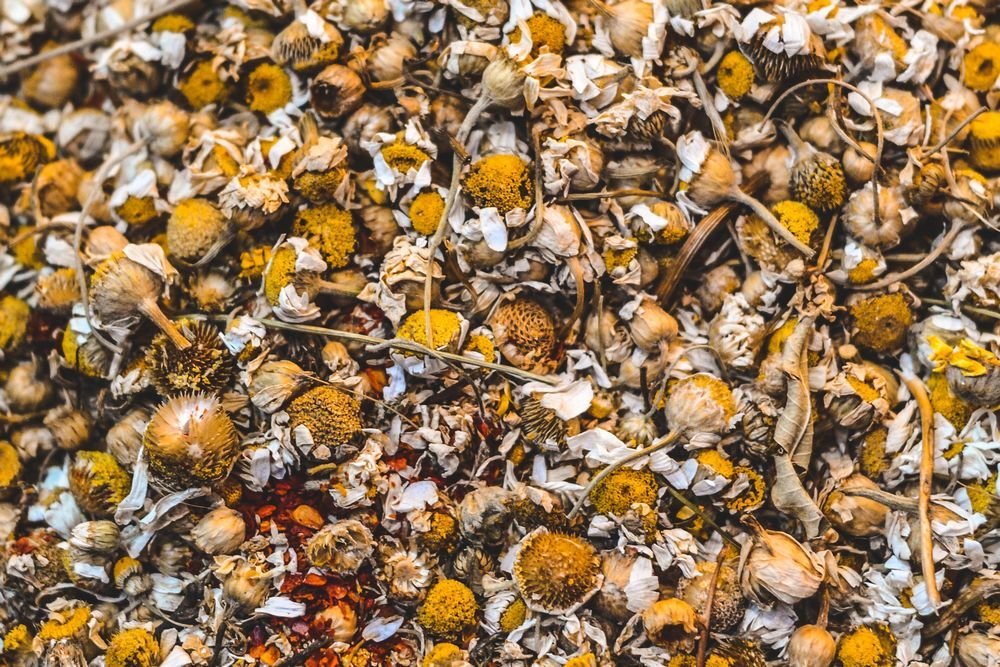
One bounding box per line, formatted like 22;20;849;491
788;624;836;667
311;64;365;119
742;28;824;81
490;297;556;373
35;268;79;314
713;639;767;667
89;253;190;350
143;393;240;491
513;528;602;614
905;162;946;209
69;451;130;516
518;397;567;448
146;321;235;395
677;560;746;631
271;17;343;71
627;110;669;142
791;150;847;213
285;385;363;452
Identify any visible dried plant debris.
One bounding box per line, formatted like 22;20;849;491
3;0;1000;666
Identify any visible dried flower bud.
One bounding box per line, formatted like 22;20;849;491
788;624;836;667
842;142;877;184
69;450;130;515
192;506;246;555
627;298;678;352
666;373;737;437
106;408;149;468
45;405;93;451
223;561;271;610
738;516;824;607
311;65;365;119
843;184;907;248
113;556;151;596
69;520;120;553
129;100;190;158
482;56;526;109
248;360;312;413
20;51;78;108
5;359;53;413
956;632;1000;667
823;474;889;537
458;486;512;546
641;598;699;652
370;33;416;82
313;602;358;642
307;519;374;575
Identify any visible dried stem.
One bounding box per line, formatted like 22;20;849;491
856;220;966;291
815;213;838;270
655;172;767;306
921;297;1000;321
728;188;815;257
924;107;987;156
568;429;682;519
695;550;725;667
183;314;556;385
0;0;197;79
923;578;1000;638
424;95;492;349
139;300;190;350
556;188;662;202
898;371;941;609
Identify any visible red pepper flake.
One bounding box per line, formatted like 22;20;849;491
257;504;277;519
304;573;327;586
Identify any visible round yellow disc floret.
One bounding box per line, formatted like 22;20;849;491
511;12;567;57
463;334;496;363
246;62;293;114
293;168;347;202
69;450;131;515
2;624;31;652
859;427;889;477
969;110;1000;172
167;198;229;262
0;441;20;487
837;624;897;667
38;605;91;641
381;141;431;174
285;385;363;451
409;190;445;235
239;246;272;280
589;467;659;516
848;258;880;285
771;200;819;246
928;371;973;430
180;60;230;109
0;132;55;186
850;293;913;353
106;628;160;667
725;466;765;512
564;654;597;667
717;51;755;99
417;579;478;639
264;245;299;306
152;13;194;32
292;205;356;269
499;597;527;632
422;643;463;667
0;294;30;354
964;41;1000;92
696;450;734;478
463;154;533;216
420;512;459;553
396;310;463;352
603;241;638;272
513;530;600;614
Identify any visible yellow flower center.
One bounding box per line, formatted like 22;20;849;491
848;258;880;284
967;474;997;516
928;371;972;430
603;240;638;271
240;246;272;280
38;606;92;641
499;598;527;632
850;293;913;353
106;628;160;667
837;625;897;667
725;466;766;512
696;450;735;478
589;467;659;516
294;168;347;202
117;195;158;226
179;60;229;109
0;295;30;354
771;200;819;245
246;62;293;114
396;309;463;351
417;579;478;639
511;12;567;57
264;245;299;305
152;13;195;32
463;154;533;216
409;190;446;235
860;427;889;477
964;41;1000;92
463;334;496;363
381;140;431;174
717;51;755;99
0;441;19;487
846;375;881;403
2;625;31;652
293;205;356;269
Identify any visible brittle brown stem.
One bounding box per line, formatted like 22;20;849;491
695;550;725;667
654;172;767;306
898;371;942;609
923;578;1000;638
856;220;966;291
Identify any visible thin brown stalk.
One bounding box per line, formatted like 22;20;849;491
898;371;941;608
924;107;987;156
556;188;662;202
856;220;966;291
921;297;1000;321
923;578;1000;638
815;214;838;270
654;172;767;306
695;550;726;667
0;0;196;79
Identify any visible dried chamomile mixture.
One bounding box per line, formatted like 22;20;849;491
1;0;1000;665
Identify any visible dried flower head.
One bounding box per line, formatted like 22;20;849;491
285;385;362;453
490;297;556;373
513;529;601;614
417;579;478;639
146;321;234;395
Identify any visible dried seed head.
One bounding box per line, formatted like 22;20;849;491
106;408;149;468
167;198;231;263
677;560;745;632
0;294;30;354
105;628;159;667
144;393;240;490
146;321;235;395
843;142;877;184
490;297;556;373
628;298;678;352
850;292;913;354
641;598;699;652
45;405;94;451
311;64;365;119
601;0;654;59
717;51;755;99
271;16;343;71
20;50;78;108
378;544;436;603
113;556;151;596
481;56;526;109
191;506;246;555
666;373;737;436
248;360;312;413
223;561;270;610
740;14;825;81
843;183;907;248
36;268;79;315
788;624;837;667
129;100;190;158
370;32;417;82
292;204;356;269
513;528;601;614
245;62;293;114
956;632;1000;667
68;520;119;553
312;602;358;642
307;519;374;575
685;148;738;208
589;468;658;517
463;154;533;216
33;159;84;218
417;579;478;639
69;451;130;516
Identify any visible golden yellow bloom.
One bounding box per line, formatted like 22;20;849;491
850;293;913;353
167;198;229;262
419;512;459;554
180;60;230;109
771;200;820;245
116;195;158;226
106;628;160;667
511;12;567;57
11;228;42;269
2;624;30;652
513;530;600;614
417;579;478;638
286;385;362;450
422;643;463;667
564;653;597;667
589;467;659;516
396;309;463;351
697;450;735;478
246;62;293;114
152;13;195;32
0;441;19;487
292;205;356;268
964;41;1000;92
381;140;431;174
293;167;347;202
498;597;527;632
69;451;131;515
409;190;445;235
264;245;299;306
969;110;1000;171
463;154;533;215
38;605;91;641
837;624;897;667
0;295;30;354
928;371;973;430
848;258;881;285
463;334;496;363
61;326;108;378
717;51;755;99
859;427;889;477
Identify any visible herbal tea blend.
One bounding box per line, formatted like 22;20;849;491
1;1;999;666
